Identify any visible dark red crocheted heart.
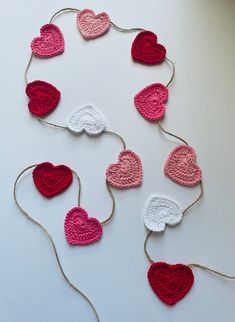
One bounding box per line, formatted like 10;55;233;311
25;80;60;116
148;262;194;305
131;31;166;64
33;162;73;198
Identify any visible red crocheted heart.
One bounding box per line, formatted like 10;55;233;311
33;162;73;198
131;31;166;64
148;262;194;305
31;23;64;58
134;83;168;121
106;150;143;189
64;207;103;245
26;80;60;116
164;145;202;186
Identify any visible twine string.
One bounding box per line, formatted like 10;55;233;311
101;180;116;225
165;57;175;87
14;165;101;322
144;231;235;280
182;181;203;215
158;121;189;145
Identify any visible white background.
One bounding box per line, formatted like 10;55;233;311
0;0;235;321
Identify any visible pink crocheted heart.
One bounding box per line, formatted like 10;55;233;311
164;145;202;186
64;207;102;245
77;9;110;39
31;24;64;58
134;83;168;121
106;150;143;189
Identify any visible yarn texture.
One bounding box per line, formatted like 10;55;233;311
148;262;194;305
67;104;106;135
26;80;60;116
164;145;202;186
31;23;64;58
134;83;168;121
131;31;166;64
144;196;182;232
33;162;73;198
64;207;103;245
106;150;143;189
77;9;110;40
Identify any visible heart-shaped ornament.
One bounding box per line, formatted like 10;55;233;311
148;262;194;305
33;162;73;198
106;150;143;189
134;83;168;121
144;196;182;232
31;24;64;58
131;31;166;64
64;207;103;245
164;145;202;186
25;80;60;116
67;104;106;135
77;9;110;39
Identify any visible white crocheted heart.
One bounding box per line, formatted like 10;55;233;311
144;196;182;232
67;104;106;135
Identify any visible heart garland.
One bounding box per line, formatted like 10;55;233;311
77;9;111;39
64;207;103;245
106;150;143;189
67;104;106;135
26;80;60;116
33;162;73;198
31;24;65;58
148;262;194;305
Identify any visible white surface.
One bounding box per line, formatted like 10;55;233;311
0;0;235;321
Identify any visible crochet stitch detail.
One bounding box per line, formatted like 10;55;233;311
164;145;202;187
64;207;103;245
25;80;60;116
77;9;110;40
144;196;182;232
32;162;73;198
148;262;194;305
106;150;143;189
31;23;64;58
67;104;106;135
134;83;168;121
131;31;166;64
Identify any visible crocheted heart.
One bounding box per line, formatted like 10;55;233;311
31;24;64;58
67;104;106;135
144;196;182;232
164;145;202;186
64;207;103;245
106;150;142;189
77;9;110;39
131;31;166;64
134;83;168;121
26;80;60;116
33;162;73;198
148;262;194;305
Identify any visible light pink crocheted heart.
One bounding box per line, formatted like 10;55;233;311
64;207;102;246
31;24;64;58
106;150;143;189
77;9;110;39
134;83;168;121
164;145;202;186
